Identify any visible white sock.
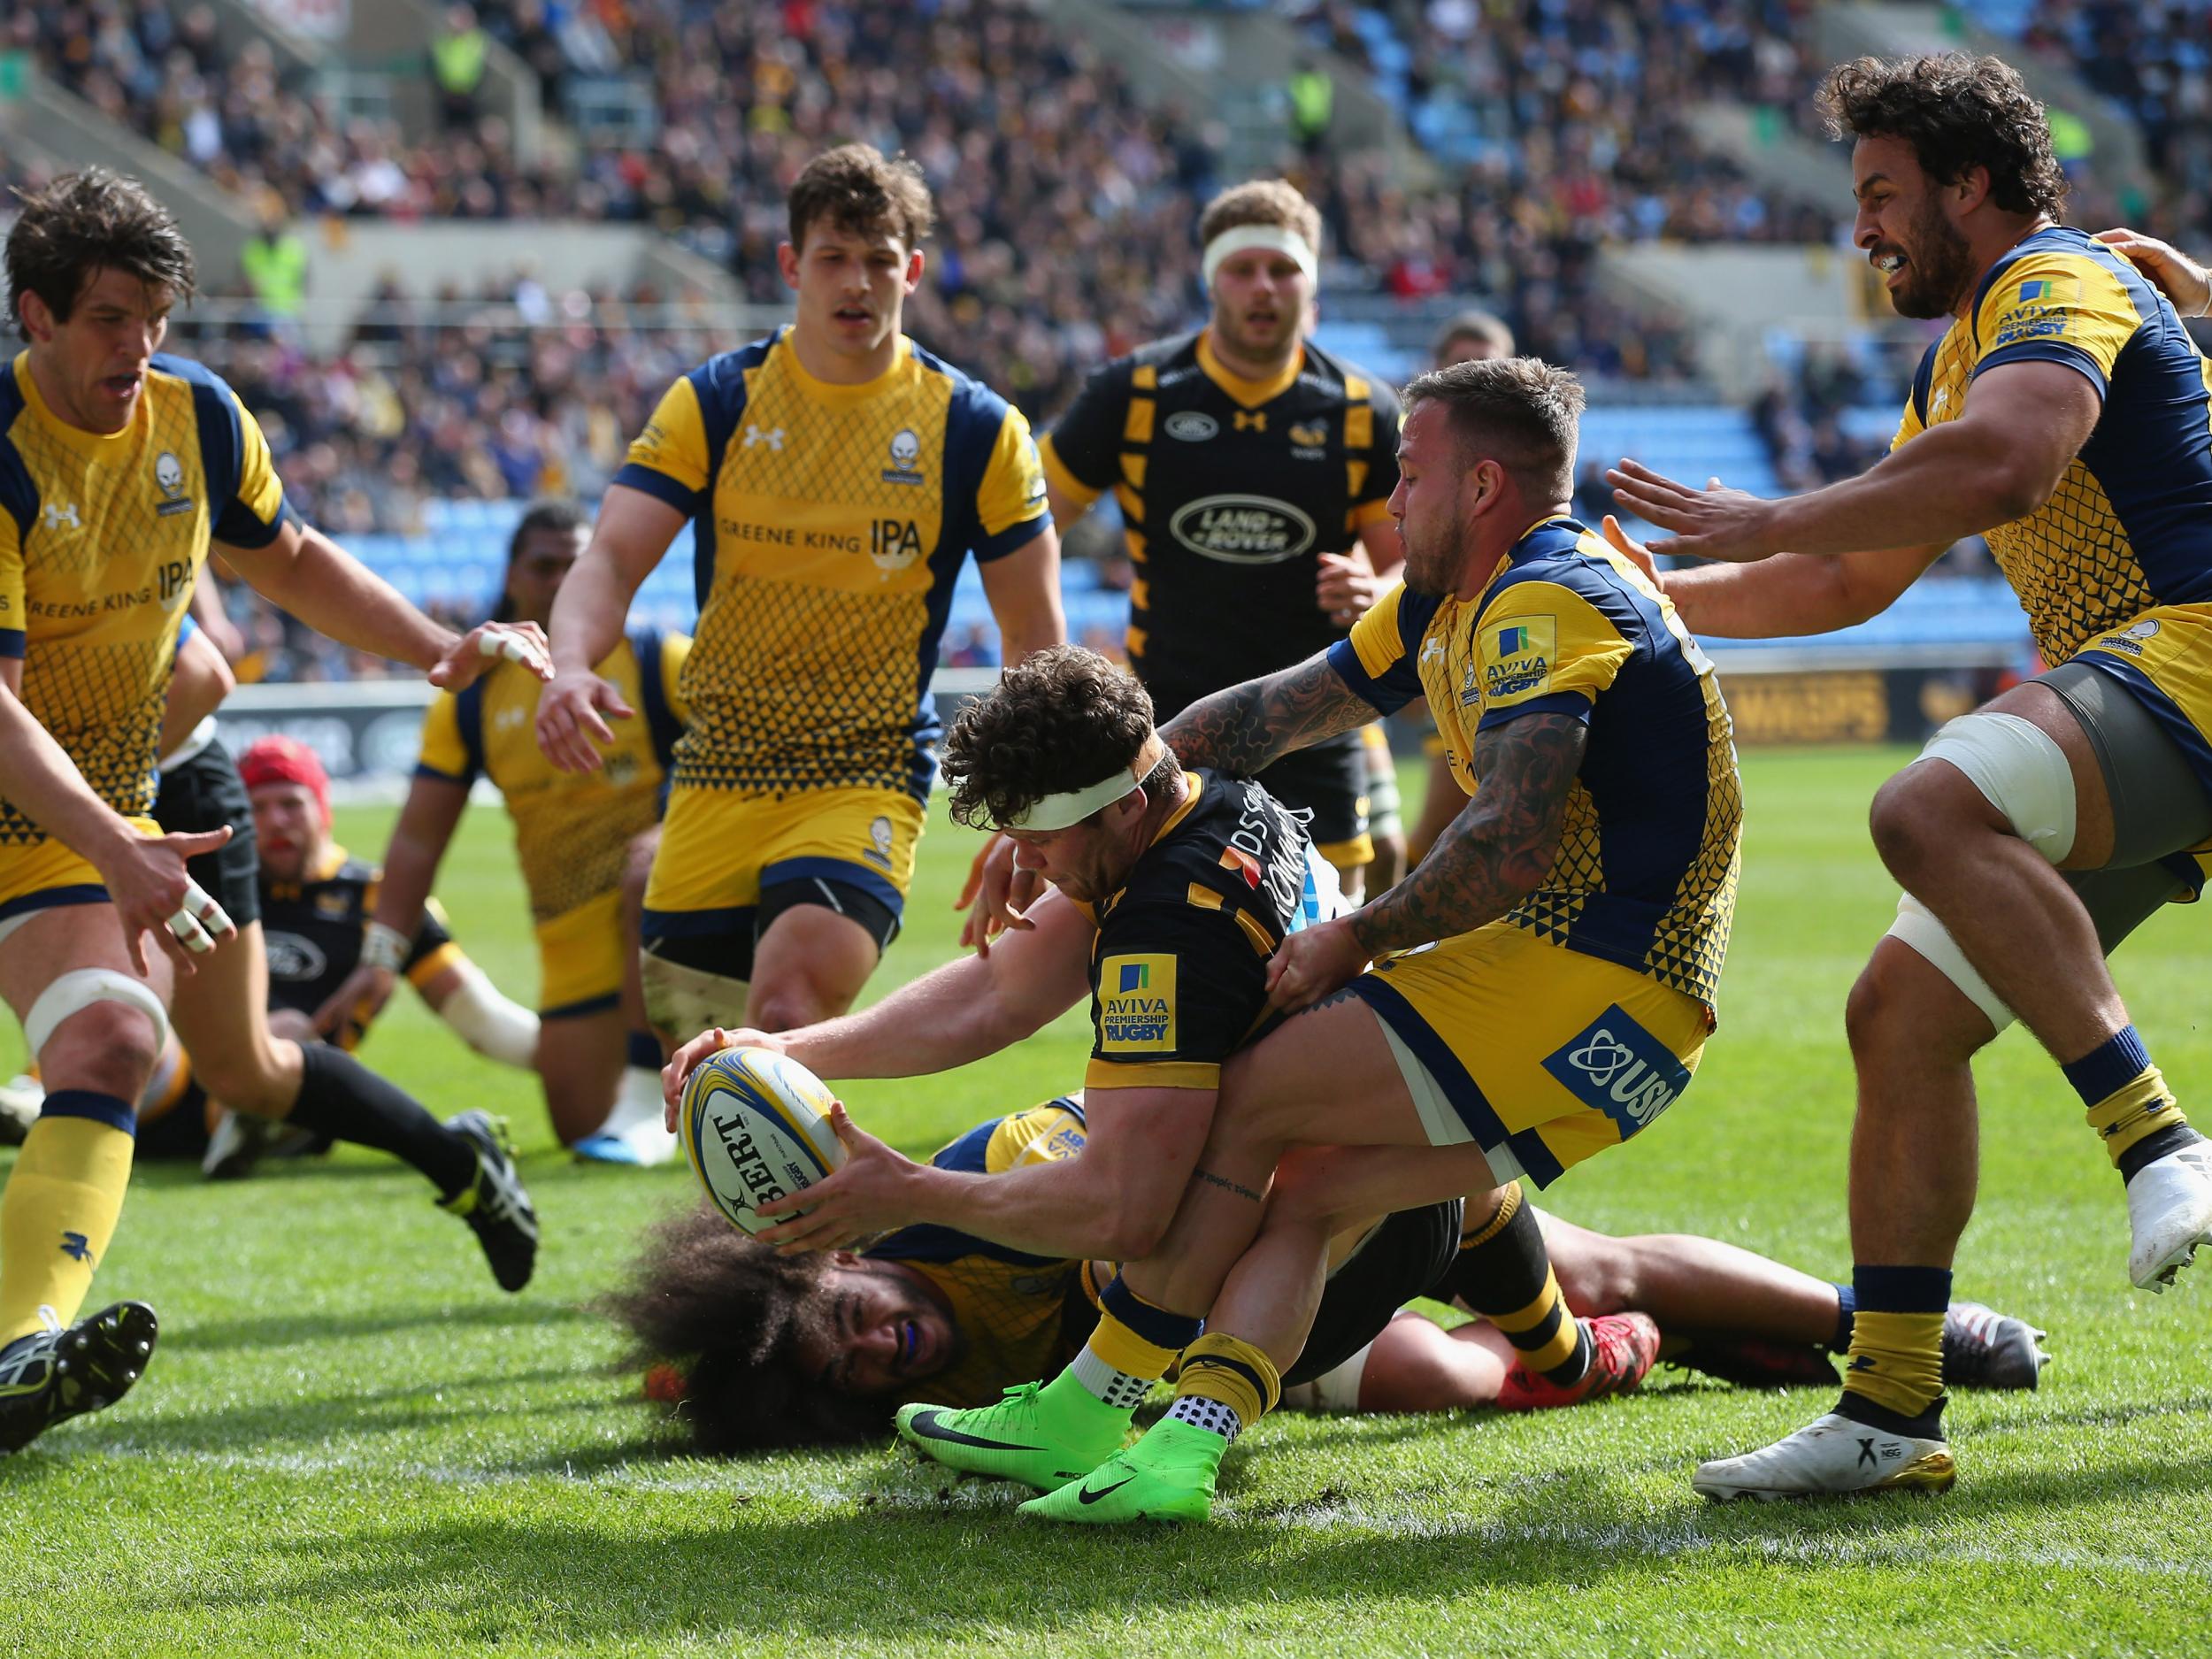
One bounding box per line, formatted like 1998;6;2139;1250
1069;1346;1154;1410
1165;1394;1242;1441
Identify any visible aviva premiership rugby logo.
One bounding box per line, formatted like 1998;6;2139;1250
1098;954;1175;1051
1484;615;1555;703
1540;1005;1692;1141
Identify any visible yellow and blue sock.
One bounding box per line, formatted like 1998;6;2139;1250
1439;1184;1591;1386
2064;1025;2200;1181
1839;1264;1948;1434
1827;1282;1856;1354
1167;1333;1282;1442
0;1091;136;1347
1056;1274;1203;1412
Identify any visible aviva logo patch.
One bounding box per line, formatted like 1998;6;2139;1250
1099;954;1176;1051
1483;613;1556;703
1540;1004;1692;1140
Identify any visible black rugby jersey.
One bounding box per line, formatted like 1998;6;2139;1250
262;846;459;1047
1074;768;1336;1094
1041;332;1401;718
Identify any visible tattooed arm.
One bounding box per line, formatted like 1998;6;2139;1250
1158;651;1383;774
1265;711;1586;1010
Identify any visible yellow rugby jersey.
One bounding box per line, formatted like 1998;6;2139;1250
1330;517;1741;1010
867;1100;1093;1411
416;628;689;921
0;352;288;844
615;328;1049;801
1893;226;2212;663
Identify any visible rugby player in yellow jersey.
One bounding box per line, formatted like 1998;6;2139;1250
537;144;1061;1047
328;501;691;1162
0;170;547;1452
1605;55;2212;1498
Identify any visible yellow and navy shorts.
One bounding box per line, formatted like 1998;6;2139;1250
0;816;160;945
2074;602;2212;803
534;887;627;1020
641;784;925;972
1349;919;1709;1188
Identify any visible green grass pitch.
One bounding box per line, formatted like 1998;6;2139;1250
4;746;2208;1655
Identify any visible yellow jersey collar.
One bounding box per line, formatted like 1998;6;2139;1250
775;326;913;405
12;351;144;454
1196;332;1303;410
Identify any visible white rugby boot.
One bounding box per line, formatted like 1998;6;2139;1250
1694;1411;1955;1502
2125;1140;2212;1292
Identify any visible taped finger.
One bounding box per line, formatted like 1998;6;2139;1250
182;877;235;936
166;906;215;955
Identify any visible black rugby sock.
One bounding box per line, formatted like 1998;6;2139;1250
1437;1186;1592;1386
283;1044;478;1199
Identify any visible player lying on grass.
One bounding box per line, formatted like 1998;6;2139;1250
663;643;1672;1424
611;1096;2048;1453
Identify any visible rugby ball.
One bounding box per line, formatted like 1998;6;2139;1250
678;1046;847;1235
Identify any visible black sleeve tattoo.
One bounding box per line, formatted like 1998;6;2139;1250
1158;653;1381;775
1348;710;1586;959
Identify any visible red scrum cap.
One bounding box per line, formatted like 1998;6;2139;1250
237;735;332;824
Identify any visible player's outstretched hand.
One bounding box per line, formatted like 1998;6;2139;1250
752;1102;922;1254
1316;547;1381;627
432;622;551;691
535;669;634;773
955;831;1041;955
1601;514;1663;587
1602;460;1778;563
2095;227;2212;319
98;826;237;976
312;962;397;1045
1264;915;1369;1015
660;1025;785;1127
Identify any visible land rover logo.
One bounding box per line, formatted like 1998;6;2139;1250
1168;495;1317;564
1164;411;1218;442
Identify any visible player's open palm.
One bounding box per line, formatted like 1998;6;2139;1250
1603;460;1778;563
99;826;236;974
433;621;552;691
536;668;634;774
1265;915;1369;1014
753;1102;921;1253
662;1026;785;1125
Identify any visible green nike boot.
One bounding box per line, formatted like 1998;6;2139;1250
895;1379;1130;1491
1018;1415;1226;1525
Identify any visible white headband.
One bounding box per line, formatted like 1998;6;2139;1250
1001;733;1168;833
1202;224;1318;292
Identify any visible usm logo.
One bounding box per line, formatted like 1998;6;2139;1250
1099;953;1176;1051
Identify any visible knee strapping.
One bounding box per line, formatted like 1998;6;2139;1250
639;952;749;1036
23;970;168;1063
1916;711;2078;863
1884;893;2014;1033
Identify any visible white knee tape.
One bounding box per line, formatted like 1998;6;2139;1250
23;969;169;1061
1917;711;2077;863
1279;1339;1376;1414
1885;893;2015;1033
640;954;749;1036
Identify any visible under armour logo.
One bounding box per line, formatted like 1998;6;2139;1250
742;425;785;451
1857;1437;1878;1469
1567;1030;1636;1087
42;502;81;531
1233;411;1266;432
59;1231;92;1263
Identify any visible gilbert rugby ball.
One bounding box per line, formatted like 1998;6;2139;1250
678;1046;847;1235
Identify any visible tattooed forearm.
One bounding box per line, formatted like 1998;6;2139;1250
1194;1166;1266;1204
1160;653;1379;774
1348;711;1586;959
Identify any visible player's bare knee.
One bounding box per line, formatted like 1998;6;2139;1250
1551;1236;1639;1316
1867;768;1955;885
42;1004;162;1099
747;979;845;1035
1847;943;1991;1071
1264;1148;1342;1230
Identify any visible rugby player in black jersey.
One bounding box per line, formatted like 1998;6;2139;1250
1036;180;1403;896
